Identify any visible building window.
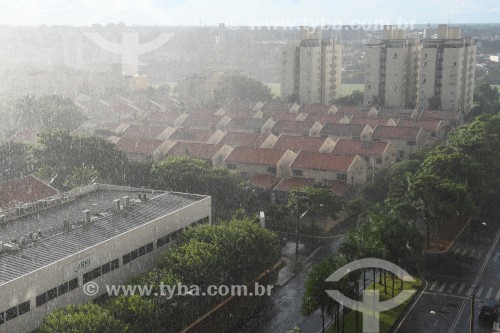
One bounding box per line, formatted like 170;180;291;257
5;307;17;321
123;253;131;265
83;271;93;284
138;246;146;257
337;173;348;181
110;259;120;271
69;278;79;291
267;166;277;175
376;157;383;164
407;140;416;146
146;243;154;253
130;249;138;261
363;156;370;162
227;163;236;170
36;293;47;307
92;267;102;279
58;282;69;296
431;131;436;138
0;312;4;325
292;169;303;177
101;262;111;275
47;287;58;302
18;301;30;316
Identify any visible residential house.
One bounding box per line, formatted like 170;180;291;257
370;125;424;160
115;137;170;161
167;128;224;144
224;147;297;178
0;175;59;212
271;135;336;153
224;117;275;134
349;117;398;128
290;152;367;184
180;114;231;131
270;120;318;137
318;123;373;140
217;132;277;148
8;129;40;145
122;125;174;140
396;119;445;141
331;139;397;172
166;142;233;167
143;112;183;127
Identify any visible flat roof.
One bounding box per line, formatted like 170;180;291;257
0;185;208;286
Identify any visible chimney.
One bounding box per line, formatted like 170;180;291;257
63;220;70;232
143;193;148;201
114;199;121;212
122;196;130;207
83;210;91;224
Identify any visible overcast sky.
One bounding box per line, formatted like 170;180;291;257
0;0;498;27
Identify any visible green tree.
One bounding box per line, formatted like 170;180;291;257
63;166;100;189
151;156;246;220
211;76;272;107
38;303;128;333
288;185;343;221
334;90;364;106
0;141;33;182
302;258;338;333
467;82;500;120
105;295;154;333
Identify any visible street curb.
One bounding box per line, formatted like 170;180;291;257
390;279;428;333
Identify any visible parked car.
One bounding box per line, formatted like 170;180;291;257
479;300;498;323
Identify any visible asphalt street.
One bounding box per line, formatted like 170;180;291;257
396;217;500;333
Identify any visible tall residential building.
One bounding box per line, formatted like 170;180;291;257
281;28;342;105
364;25;476;113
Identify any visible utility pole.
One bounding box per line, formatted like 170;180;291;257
470;293;475;333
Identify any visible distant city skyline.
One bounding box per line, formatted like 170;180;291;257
0;0;499;27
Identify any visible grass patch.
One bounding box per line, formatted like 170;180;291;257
339;84;364;97
265;83;281;98
327;276;422;333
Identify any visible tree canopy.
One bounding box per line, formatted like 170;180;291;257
211;75;272;107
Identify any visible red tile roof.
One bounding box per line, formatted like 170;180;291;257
8;129;40;145
0;175;59;209
331;139;389;156
261;102;292;113
419;110;461;121
272;136;327;151
271;113;301;121
185;107;218;115
144;112;180;125
397;119;441;131
335;106;372;117
320;123;367;137
182;114;223;128
225;147;287;166
349;117;392;127
115;137;164;155
291;152;356;172
271;120;315;134
298;104;330;114
304;114;343;124
122;125;168;139
225;100;258;112
249;174;281;190
167;142;223;160
274;177;314;192
377;108;414;118
218;132;268;147
224;110;257;118
225;117;266;132
168;128;216;143
372;126;421;140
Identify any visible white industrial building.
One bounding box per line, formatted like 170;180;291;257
0;183;211;333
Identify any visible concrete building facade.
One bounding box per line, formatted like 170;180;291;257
364;25;476;114
281;28;342;105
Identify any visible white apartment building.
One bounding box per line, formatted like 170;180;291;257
364;25;476;114
281;28;342;105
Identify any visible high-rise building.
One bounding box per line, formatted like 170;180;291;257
364;25;476;113
281;27;342;105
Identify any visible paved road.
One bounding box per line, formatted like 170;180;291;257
396;217;500;333
246;219;356;333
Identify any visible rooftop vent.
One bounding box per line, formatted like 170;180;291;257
122;196;130;207
83;210;91;224
113;199;121;212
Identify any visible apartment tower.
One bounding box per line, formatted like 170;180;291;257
364;25;476;113
281;27;343;105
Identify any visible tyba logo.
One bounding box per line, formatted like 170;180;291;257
85;32;174;76
325;258;416;333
